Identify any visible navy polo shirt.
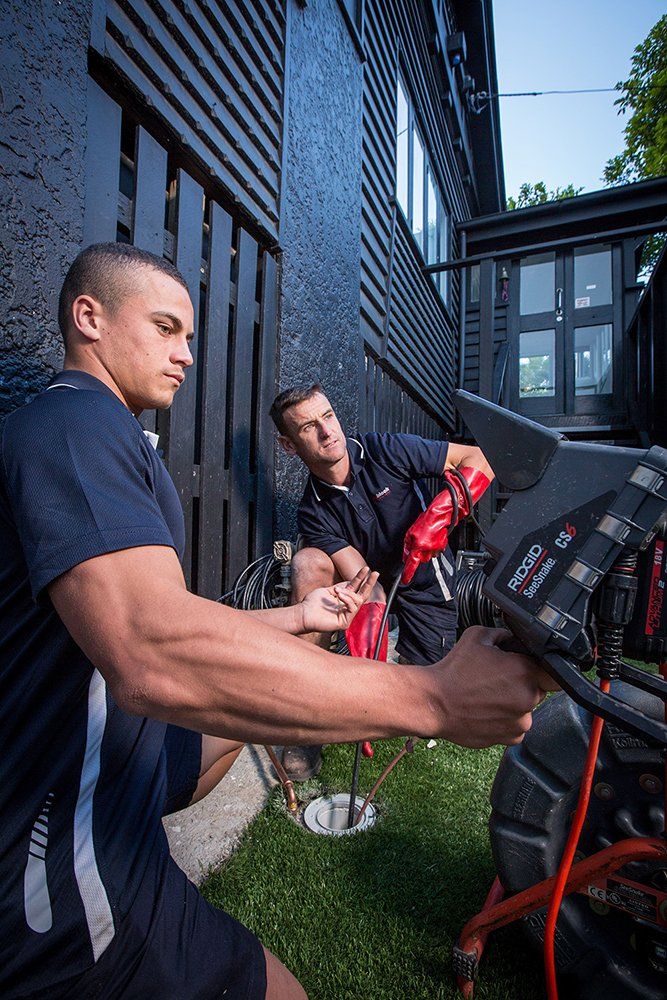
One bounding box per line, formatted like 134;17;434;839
297;432;456;608
0;371;185;996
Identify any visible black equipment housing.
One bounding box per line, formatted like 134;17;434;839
489;685;666;1000
453;390;667;747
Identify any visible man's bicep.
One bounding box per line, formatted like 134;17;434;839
48;545;186;689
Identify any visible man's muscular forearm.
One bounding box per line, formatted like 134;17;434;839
244;603;305;634
50;546;440;743
49;546;555;749
444;442;494;483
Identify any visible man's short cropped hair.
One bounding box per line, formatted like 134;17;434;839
58;242;189;344
269;384;324;435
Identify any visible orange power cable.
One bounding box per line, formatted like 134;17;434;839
543;678;611;1000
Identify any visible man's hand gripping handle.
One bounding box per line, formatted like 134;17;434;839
401;466;491;584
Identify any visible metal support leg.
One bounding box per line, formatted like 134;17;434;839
454;837;667;997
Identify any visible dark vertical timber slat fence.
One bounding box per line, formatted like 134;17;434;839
255;251;278;556
227;230;259;576
133;125;168;434
363;352;444;441
133;126;168;251
83;87;278;597
198;202;233;600
84;79;122;245
167;170;205;586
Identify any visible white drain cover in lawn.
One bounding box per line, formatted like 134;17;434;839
303;794;377;835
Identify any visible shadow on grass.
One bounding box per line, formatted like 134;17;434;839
202;739;548;1000
332;820;546;997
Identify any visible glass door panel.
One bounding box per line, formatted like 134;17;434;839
520;329;556;399
574;323;613;396
516;253;564;414
512;245;619;418
520;253;555;316
573;245;611;309
570;244;615;414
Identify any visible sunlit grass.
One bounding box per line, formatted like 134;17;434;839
201;738;546;999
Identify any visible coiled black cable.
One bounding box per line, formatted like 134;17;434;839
456;567;501;630
217;552;290;610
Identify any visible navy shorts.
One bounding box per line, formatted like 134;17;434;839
62;727;267;1000
393;595;458;665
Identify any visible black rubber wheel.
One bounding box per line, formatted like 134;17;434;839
489;682;666;999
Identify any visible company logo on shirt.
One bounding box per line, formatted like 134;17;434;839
374;486;391;501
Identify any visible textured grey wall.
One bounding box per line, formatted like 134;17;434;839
0;1;92;418
275;0;364;538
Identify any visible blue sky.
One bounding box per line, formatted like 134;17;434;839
492;0;664;198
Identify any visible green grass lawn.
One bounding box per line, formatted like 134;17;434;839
201;738;547;999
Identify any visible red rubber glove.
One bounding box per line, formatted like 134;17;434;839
345;601;389;759
345;601;389;660
401;466;491;585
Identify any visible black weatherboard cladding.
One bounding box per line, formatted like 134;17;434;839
361;0;473;429
98;0;287;243
0;0;92;418
0;0;465;555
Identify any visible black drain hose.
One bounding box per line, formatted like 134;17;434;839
347;570;404;828
347;565;497;827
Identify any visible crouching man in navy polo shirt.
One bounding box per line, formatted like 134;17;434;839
270;385;494;779
1;243;556;1000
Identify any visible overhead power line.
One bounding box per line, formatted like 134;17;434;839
469;84;667;114
479;84;667;99
493;87;618;97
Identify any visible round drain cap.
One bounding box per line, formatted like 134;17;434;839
302;793;377;836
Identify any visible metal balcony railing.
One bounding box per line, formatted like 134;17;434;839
626;241;667;449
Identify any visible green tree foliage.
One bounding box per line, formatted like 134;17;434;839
507;181;583;210
520;354;553;397
604;14;667;185
604;15;667;276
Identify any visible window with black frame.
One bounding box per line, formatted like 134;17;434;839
395;74;451;306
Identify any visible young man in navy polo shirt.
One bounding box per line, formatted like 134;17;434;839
270;385;494;778
1;243;555;999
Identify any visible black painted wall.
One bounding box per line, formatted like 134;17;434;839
0;0;92;418
274;0;364;538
